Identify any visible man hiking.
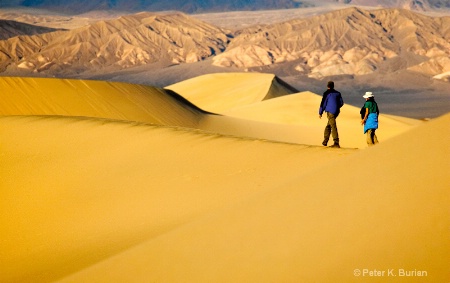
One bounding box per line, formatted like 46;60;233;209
319;81;344;148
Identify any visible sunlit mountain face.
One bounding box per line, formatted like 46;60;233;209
1;7;448;81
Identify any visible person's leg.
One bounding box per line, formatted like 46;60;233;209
366;130;373;146
327;112;339;145
372;130;379;144
323;117;331;146
367;129;378;146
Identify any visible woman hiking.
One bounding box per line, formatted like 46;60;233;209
360;92;379;146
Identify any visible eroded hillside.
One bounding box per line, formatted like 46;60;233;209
213;8;450;80
0;12;230;74
0;8;449;81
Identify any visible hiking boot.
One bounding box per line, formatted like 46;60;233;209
322;140;328;146
329;144;340;148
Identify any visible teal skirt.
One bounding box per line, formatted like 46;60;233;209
364;113;378;134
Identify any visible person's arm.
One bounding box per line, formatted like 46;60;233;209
361;108;369;125
319;93;327;118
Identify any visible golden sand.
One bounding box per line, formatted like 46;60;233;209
1;74;447;282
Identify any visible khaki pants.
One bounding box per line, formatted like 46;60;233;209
366;129;379;146
324;112;339;145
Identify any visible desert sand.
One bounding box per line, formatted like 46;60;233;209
168;72;422;148
1;73;449;282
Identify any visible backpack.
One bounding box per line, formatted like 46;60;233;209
360;100;379;119
360;106;366;119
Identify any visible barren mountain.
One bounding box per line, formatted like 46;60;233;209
1;8;449;82
0;12;229;74
213;8;450;80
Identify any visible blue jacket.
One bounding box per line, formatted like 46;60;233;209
319;89;344;116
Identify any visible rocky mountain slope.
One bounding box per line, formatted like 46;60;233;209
0;12;229;74
0;8;449;81
213;8;450;80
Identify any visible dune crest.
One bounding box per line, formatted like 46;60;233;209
167;73;420;148
0;76;207;128
53;113;450;283
1;74;421;148
167;72;297;113
221;91;422;148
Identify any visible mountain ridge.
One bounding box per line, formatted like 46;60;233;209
213;7;450;79
0;12;230;74
0;7;449;82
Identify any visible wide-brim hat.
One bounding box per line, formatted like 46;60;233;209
363;92;374;98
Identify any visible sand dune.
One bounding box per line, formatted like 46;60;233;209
1;74;447;282
166;72;297;113
0;115;355;283
221;91;422;148
0;75;327;146
0;76;207;128
53;114;449;283
0;74;421;149
167;73;421;148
